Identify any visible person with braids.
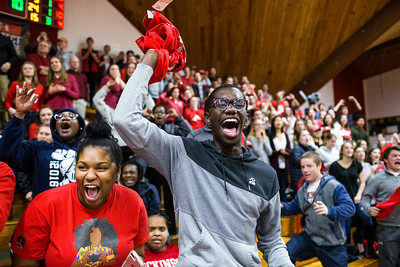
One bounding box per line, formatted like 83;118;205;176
10;121;149;266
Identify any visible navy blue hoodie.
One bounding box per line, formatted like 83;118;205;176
0;108;85;197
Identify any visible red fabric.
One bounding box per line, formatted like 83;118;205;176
29;122;39;139
380;142;400;156
25;53;50;88
183;108;204;130
181;76;194;87
375;186;400;220
157;92;186;116
0;162;16;232
5;81;44;111
271;100;285;116
80;49;99;73
136;11;187;84
67;70;89;101
11;183;149;265
144;243;179;266
44;74;80;110
99;76;123;109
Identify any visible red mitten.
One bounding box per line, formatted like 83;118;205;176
136;10;187;84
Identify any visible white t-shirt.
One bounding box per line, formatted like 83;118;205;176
273;136;287;169
306;179;321;203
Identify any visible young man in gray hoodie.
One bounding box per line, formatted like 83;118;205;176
362;145;400;267
114;49;292;266
281;151;355;266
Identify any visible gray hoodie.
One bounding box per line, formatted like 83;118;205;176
114;64;293;266
362;168;400;226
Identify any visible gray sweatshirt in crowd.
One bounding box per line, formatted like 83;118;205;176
362;168;400;226
114;64;293;267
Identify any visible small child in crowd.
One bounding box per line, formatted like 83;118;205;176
144;210;179;267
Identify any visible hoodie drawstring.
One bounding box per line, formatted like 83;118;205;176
241;155;251;191
219;151;228;198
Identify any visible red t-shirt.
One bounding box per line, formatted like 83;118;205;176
11;183;149;266
144;244;179;267
4;81;44;111
0;162;15;232
183;108;204;130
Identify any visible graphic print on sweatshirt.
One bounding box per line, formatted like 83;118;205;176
49;148;76;188
72;218;119;267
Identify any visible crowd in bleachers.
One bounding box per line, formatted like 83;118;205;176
1;30;400;266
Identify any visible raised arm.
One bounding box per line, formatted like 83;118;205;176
0;82;38;171
348;96;362;111
114;50;184;182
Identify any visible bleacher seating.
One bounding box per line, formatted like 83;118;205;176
0;198;380;266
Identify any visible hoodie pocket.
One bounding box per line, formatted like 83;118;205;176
180;227;257;266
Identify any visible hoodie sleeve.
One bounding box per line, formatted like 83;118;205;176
281;192;302;216
257;193;294;266
361;175;379;214
114;64;185;184
327;183;355;221
93;85;114;123
0;116;35;173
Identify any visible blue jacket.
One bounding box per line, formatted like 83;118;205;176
290;144;315;186
138;178;160;212
282;174;355;246
0;108;85;197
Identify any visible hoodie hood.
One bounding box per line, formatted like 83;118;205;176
50;108;85;146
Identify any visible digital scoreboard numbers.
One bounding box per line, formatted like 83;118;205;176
0;0;27;19
0;0;64;29
28;0;64;29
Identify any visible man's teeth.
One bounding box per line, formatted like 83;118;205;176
223;118;238;123
86;185;97;188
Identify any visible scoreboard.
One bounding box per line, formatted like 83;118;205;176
0;0;65;29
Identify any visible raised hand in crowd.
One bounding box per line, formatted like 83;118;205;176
14;82;39;119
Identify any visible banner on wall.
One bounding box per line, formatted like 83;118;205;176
0;20;29;59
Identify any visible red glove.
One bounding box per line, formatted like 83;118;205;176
136;11;187;84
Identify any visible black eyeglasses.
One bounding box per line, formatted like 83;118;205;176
54;113;79;120
211;98;248;111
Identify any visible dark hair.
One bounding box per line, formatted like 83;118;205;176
324;133;337;141
86;37;93;42
356;139;367;148
295;129;309;142
166;87;180;98
269;115;283;139
120;159;144;192
76;121;122;171
147;209;171;228
204;84;244;114
366;147;381;164
152;104;167;114
339;114;348;128
73;217;118;254
323;113;335;128
383;145;400;161
339;141;354;160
